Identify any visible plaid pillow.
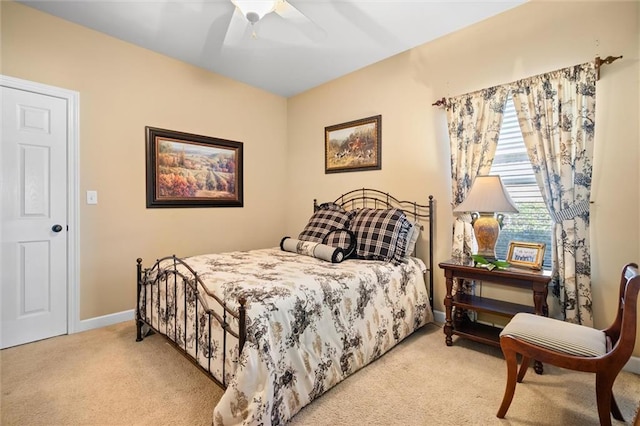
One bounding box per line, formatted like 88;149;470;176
298;204;351;243
322;228;356;258
350;208;412;264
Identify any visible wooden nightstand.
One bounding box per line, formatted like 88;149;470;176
439;257;552;373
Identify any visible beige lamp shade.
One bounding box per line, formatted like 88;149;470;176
453;175;519;214
453;175;519;260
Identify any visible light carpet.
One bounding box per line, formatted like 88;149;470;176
1;321;639;425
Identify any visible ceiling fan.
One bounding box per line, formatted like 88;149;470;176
224;0;325;45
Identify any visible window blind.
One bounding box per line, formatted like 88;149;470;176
490;98;553;268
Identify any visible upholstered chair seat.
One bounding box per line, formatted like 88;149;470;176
500;313;606;357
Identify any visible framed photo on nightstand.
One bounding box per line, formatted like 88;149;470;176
507;241;546;270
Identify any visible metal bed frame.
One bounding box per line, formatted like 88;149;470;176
135;188;435;390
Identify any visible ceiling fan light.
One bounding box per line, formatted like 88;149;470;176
233;0;278;22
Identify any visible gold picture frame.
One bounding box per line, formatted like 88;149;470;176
324;115;381;173
506;241;546;270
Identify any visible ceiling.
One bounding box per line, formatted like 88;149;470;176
18;0;526;97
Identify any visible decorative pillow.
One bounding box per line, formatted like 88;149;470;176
322;228;356;259
350;208;412;264
280;237;346;263
404;220;421;257
298;203;351;243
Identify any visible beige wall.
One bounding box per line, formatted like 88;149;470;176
287;1;640;354
1;2;289;319
3;1;640;355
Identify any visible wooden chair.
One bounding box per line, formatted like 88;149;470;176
496;263;640;426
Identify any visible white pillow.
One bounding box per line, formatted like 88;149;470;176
405;220;421;257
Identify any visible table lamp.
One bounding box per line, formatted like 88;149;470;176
453;175;519;261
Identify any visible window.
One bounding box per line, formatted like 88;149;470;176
490;97;553;268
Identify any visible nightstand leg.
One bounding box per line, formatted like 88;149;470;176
533;289;546;316
532;283;548;374
444;325;453;346
444;273;454;346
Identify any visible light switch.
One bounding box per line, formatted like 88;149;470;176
87;190;98;205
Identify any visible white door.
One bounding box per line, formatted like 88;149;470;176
1;86;68;348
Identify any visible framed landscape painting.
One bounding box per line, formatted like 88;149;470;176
145;127;243;208
325;115;381;173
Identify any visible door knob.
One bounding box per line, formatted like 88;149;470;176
52;224;63;233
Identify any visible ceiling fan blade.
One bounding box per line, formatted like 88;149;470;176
223;6;251;46
274;1;325;42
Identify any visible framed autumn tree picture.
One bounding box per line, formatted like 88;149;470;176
145;127;243;208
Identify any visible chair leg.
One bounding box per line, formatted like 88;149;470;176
497;348;519;418
595;373;615;426
610;393;624;421
517;355;531;383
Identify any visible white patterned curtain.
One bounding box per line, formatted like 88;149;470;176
511;63;596;326
447;86;510;257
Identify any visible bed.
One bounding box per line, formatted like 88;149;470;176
135;188;435;425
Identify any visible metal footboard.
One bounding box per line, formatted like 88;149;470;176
135;256;246;389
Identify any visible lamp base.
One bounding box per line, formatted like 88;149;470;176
472;213;500;261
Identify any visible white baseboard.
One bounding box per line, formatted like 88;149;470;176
430;309;640;374
624;355;640;374
74;309;134;333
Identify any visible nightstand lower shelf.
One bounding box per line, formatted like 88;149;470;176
452;320;502;347
453;293;536;317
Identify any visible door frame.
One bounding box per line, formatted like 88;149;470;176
1;75;80;334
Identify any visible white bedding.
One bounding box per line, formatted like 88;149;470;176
142;247;433;425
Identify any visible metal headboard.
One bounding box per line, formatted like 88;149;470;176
313;188;435;309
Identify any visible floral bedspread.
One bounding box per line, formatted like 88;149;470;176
143;248;432;425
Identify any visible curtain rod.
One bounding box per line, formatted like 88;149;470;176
594;55;623;80
432;55;623;107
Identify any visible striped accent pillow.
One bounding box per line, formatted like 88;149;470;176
350;208;412;264
298;203;351;244
280;237;345;263
500;313;606;357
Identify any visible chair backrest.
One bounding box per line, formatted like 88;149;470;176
604;262;640;362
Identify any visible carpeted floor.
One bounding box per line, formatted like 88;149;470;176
1;321;639;425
